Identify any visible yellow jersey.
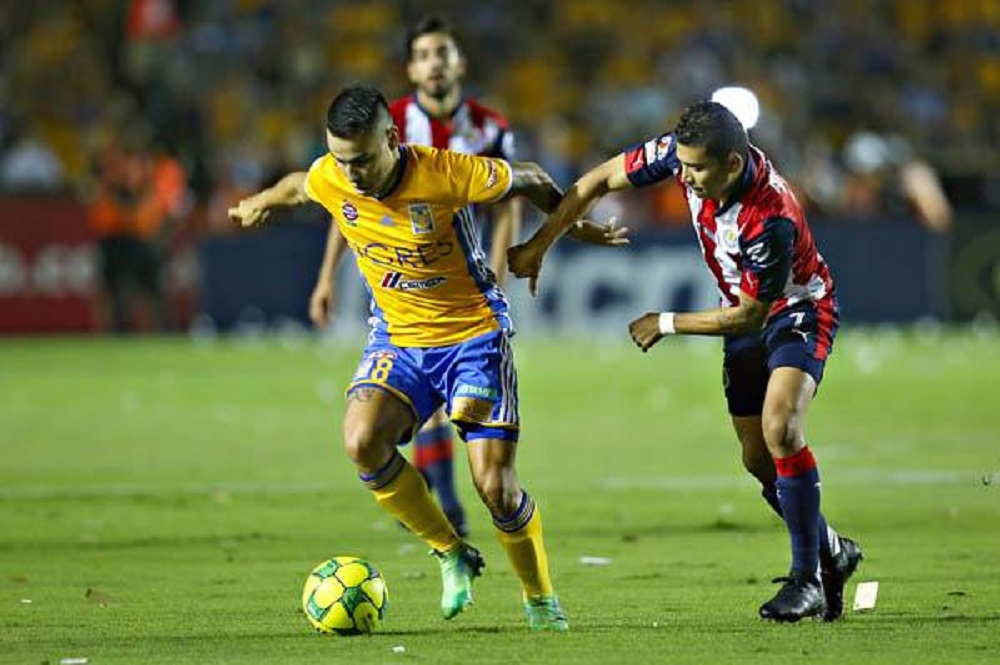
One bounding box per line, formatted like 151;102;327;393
304;144;514;347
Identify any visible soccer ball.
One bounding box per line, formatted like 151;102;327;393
302;556;388;635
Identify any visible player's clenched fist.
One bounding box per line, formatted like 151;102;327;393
507;241;544;296
628;312;665;352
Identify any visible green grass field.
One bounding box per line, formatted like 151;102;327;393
2;330;999;664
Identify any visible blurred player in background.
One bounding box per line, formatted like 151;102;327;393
230;85;624;630
86;124;186;332
509;101;863;623
308;16;521;538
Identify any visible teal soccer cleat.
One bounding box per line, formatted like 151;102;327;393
433;543;485;619
524;594;569;631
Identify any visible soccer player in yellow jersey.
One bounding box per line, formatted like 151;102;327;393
309;17;524;539
229;84;626;631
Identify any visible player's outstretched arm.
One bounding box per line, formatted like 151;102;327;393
507;154;632;294
310;222;350;328
228;172;310;228
507;161;564;214
628;293;772;352
564;217;630;247
488;197;522;287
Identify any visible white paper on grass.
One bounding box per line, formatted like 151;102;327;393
853;581;879;611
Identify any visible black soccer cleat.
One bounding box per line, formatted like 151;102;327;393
821;536;864;621
759;573;826;623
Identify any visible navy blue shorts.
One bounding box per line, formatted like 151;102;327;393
722;304;838;417
347;330;519;443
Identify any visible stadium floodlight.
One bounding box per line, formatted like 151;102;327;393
711;86;760;130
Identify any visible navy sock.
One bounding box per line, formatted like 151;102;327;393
761;483;838;564
774;447;822;577
414;424;463;519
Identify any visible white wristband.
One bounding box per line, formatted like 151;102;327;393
658;312;676;335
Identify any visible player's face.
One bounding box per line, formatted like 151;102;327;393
676;143;743;201
327;122;400;197
408;32;465;99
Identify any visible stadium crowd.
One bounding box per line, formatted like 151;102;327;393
2;0;997;228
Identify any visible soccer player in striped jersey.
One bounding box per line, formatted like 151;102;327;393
509;101;863;623
230;85;624;630
309;16;520;539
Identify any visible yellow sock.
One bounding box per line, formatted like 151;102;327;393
363;452;460;553
493;493;554;597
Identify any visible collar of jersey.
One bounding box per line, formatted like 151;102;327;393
413;94;466;121
373;147;408;201
715;149;757;217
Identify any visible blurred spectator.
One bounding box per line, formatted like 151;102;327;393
85;124;187;332
1;0;997;228
840;130;953;232
0;129;65;192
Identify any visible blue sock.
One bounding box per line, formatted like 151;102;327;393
414;424;463;521
774;447;822;577
761;483;837;564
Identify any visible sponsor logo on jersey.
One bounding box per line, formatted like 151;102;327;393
408;202;435;234
746;241;770;264
485;159;499;189
641;135;673;167
721;227;739;252
378;215;395;227
351;240;454;268
628;145;649;173
342;200;359;226
380;272;447;291
455;384;499;400
654;135;673;161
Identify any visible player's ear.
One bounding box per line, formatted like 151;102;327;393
386;122;400;150
455;53;467;78
727;151;744;177
406;59;420;85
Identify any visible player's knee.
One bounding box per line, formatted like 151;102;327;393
474;471;519;516
342;421;390;468
761;411;802;456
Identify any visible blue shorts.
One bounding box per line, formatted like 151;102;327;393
722;304;839;417
347;330;519;443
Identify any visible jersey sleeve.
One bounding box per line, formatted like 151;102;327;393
740;216;796;302
443;150;513;205
623;132;680;188
303;155;328;206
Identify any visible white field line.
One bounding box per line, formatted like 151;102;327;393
598;469;967;491
0;469;975;500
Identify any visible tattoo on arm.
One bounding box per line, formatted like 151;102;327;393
715;308;738;331
347;388;380;403
742;299;771;329
710;299;770;334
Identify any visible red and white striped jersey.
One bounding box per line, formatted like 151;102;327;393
389;95;514;160
623;134;838;354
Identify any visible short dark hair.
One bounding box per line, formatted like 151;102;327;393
325;84;390;138
675;101;749;164
406;15;460;61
